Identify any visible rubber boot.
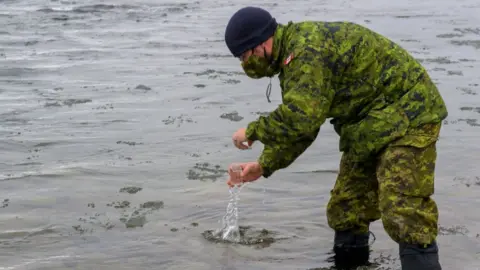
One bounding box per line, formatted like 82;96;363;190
329;230;371;269
399;240;442;270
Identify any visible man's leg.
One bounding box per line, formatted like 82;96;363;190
326;152;381;268
377;142;441;270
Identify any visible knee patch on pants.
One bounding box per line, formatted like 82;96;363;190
377;144;439;245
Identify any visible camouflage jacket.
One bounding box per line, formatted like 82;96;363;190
245;21;448;178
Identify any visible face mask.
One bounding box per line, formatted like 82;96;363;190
240;49;277;79
240;47;277;103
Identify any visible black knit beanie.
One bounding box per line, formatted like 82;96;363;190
224;7;278;57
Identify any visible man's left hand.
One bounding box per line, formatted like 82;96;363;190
227;161;264;187
232;128;253;150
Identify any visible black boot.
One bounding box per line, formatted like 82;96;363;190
399;240;442;270
328;230;371;269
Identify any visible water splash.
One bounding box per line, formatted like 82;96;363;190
216;183;247;242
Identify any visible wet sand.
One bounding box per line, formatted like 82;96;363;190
1;0;479;269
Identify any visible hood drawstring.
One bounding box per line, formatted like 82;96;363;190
265;78;272;103
262;47;274;103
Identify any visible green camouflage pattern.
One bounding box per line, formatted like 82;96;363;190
327;124;441;245
244;21;448;177
258;136;318;178
325;152;380;236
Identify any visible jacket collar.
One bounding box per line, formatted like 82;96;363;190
271;23;287;73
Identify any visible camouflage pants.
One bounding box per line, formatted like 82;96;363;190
326;140;439;245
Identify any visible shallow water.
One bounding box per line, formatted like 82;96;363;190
1;0;479;269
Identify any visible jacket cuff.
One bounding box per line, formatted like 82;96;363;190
246;121;258;141
258;159;273;178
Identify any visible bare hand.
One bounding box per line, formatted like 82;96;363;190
232;128;253;150
227;161;263;187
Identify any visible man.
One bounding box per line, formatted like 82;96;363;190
223;6;448;270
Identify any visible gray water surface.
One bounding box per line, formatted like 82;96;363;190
1;0;480;269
